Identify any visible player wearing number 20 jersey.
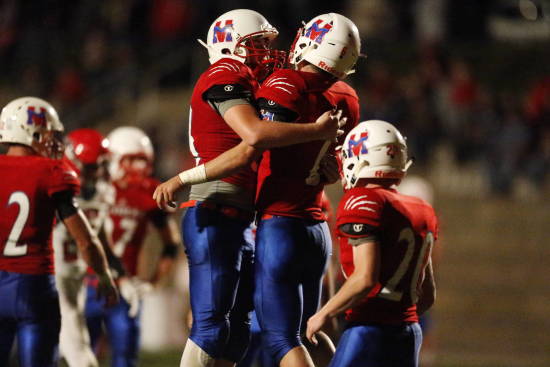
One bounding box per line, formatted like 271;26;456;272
253;13;361;364
306;120;438;367
336;188;438;324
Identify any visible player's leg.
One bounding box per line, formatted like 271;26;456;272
180;206;253;365
0;271;18;366
16;273;61;367
85;281;107;351
58;274;99;367
255;216;313;367
104;298;140;367
328;325;383;367
236;310;260;367
300;220;334;367
385;322;423;367
221;238;255;364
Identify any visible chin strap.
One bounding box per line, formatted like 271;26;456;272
404;157;415;172
197;38;209;50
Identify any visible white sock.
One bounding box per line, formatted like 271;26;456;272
179;339;215;367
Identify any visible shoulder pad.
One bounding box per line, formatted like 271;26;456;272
258;70;306;112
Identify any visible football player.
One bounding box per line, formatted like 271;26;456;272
54;128;122;367
250;13;361;367
153;9;345;367
0;97;118;367
85;126;179;367
305;120;438;367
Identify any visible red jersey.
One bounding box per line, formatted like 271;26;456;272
336;186;438;324
189;58;259;192
106;177;163;276
0;155;79;274
256;69;359;220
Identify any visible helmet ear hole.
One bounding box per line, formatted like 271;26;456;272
33;132;41;142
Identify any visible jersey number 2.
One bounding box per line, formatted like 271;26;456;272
3;192;30;256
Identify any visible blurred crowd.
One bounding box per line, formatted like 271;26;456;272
0;0;548;197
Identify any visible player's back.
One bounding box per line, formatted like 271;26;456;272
256;69;359;220
336;186;438;324
0;155;79;274
189;57;258;192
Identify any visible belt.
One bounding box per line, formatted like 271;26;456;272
180;200;255;223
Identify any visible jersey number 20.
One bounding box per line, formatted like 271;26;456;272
378;227;434;303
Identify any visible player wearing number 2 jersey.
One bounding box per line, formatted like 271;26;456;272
306;120;438;367
0;97;118;367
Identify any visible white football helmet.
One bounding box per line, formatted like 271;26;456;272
198;9;284;66
0;96;64;158
107;126;154;181
341;120;411;189
289;13;361;79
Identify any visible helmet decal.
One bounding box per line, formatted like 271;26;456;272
347;131;369;158
26;107;47;127
305;19;332;44
212;19;234;43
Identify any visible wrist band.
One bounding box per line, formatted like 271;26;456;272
178;164;207;185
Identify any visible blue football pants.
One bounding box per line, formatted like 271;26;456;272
329;322;423;367
0;271;60;367
254;216;331;363
183;205;255;362
86;285;140;367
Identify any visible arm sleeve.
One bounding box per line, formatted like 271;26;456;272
204;83;254;115
52;190;79;220
338;222;379;246
257;98;298;122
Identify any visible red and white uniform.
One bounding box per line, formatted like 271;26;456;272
53;180;113;367
256;69;359;220
105;177;163;276
53;181;114;277
336;186;439;324
0;156;79;275
188;57;259;193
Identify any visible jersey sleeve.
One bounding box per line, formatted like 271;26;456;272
336;189;384;238
202;59;256;101
48;160;80;197
257;69;305;114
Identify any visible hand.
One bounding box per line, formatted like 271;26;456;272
119;277;153;318
306;311;329;345
153;176;184;211
320;153;340;184
97;271;119;308
316;109;348;142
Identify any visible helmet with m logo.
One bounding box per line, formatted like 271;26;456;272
198;9;285;71
0;96;64;158
341;120;411;189
289;13;361;79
